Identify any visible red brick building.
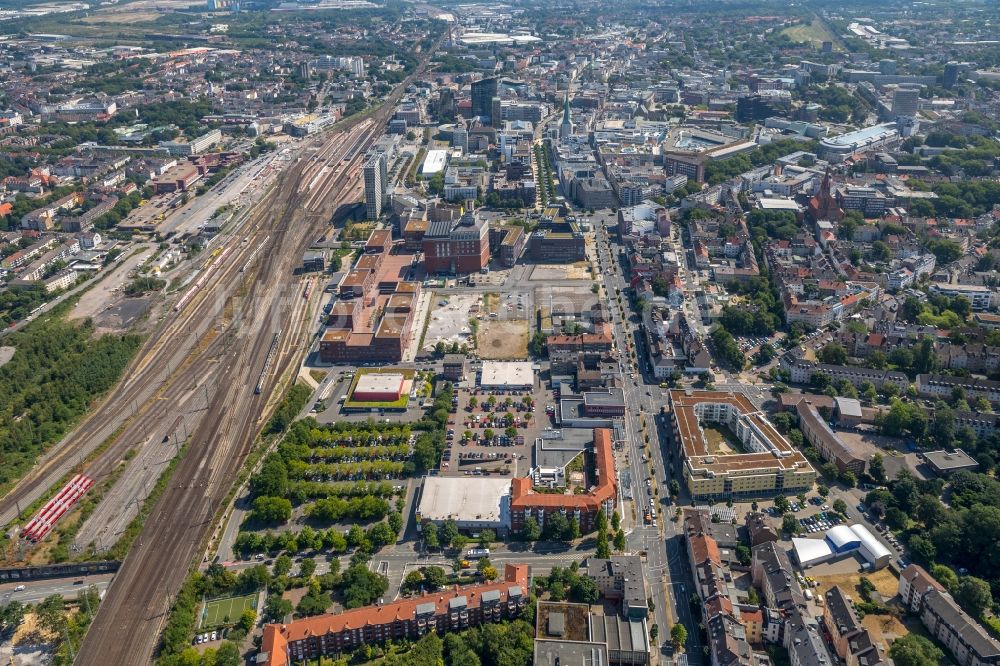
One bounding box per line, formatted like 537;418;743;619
510;428;617;534
422;211;490;275
258;564;530;666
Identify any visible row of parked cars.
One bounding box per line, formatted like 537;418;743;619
799;511;843;533
194;631;219;644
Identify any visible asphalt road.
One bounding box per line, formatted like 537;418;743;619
0;574;113;605
594;224;703;663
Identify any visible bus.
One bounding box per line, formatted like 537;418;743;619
466;548;490;560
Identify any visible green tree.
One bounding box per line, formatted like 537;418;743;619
215;642;242;666
782;513;799;534
250;496;292;524
670;623;688;650
931;564;959;591
263;594;292;622
340;564;388;609
869;454;886;483
440;519;459;549
272;555;293;577
298;558;316;579
955;576;993;618
614;528;626;552
596;531;611;559
888;633;944;666
521;516;542;541
819;342;848;365
545;512;571;541
571;577;600;604
423;522;440;550
237;609;256;633
833;499;848;516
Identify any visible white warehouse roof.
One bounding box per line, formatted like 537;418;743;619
416;476;511;529
826;525;861;552
421;149;449;175
850;523;891;564
792;537;834;567
480;361;534;388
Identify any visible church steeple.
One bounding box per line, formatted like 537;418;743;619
559;93;573;139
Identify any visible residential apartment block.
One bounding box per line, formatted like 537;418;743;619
259;564;530;666
898;564;1000;666
509;428;616;534
669;390;816;501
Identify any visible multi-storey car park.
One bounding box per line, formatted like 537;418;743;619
668;390;816;501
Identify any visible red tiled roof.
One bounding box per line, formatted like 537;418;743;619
510;429;616;511
259;564;529;666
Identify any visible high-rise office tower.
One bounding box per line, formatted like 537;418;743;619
452;120;468;152
471;77;498;119
364;152;387;220
943;61;960;89
891;86;920;118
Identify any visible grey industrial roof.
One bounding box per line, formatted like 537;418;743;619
834;396;863;419
583;387;626;407
924;448;979;472
533;639;609;666
417;476;511;524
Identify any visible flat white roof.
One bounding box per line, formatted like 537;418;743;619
757;197;803;211
792;537;834;566
421;149;449;175
417;476;511;526
355;372;404;395
480;361;534;388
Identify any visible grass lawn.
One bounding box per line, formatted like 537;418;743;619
203;592;257;628
703;423;746;455
781;17;840;49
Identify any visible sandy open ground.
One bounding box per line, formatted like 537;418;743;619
812;567;899;599
478;320;529;359
529;262;593;281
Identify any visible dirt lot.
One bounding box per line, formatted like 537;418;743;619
478;320;529;359
69;244;153;333
529;263;594;281
0;347;14;368
811;567;899;600
862;613;910;646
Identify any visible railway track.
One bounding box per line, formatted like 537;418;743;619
73;111;380;666
0;123;368;535
72;38;442;664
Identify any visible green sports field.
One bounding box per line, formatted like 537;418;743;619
202;592;257;628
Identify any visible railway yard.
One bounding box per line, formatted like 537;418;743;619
61;54;435;665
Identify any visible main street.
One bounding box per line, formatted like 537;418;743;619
593;222;703;664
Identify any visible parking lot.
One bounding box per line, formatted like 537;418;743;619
438;377;560;478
